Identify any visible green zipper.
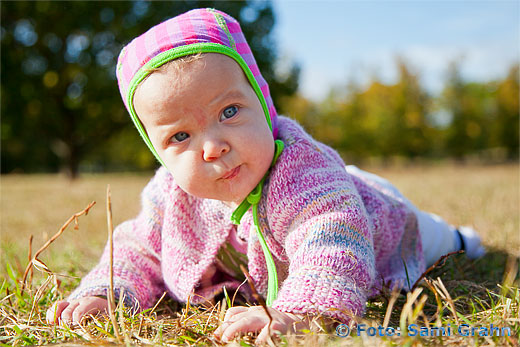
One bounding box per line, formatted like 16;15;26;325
231;139;284;306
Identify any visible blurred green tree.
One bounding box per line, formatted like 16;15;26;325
280;59;517;164
306;59;432;163
491;64;519;159
1;1;299;177
439;61;506;160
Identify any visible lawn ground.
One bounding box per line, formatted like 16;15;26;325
1;163;518;346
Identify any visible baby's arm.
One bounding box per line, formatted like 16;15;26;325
46;296;108;325
49;168;171;319
265;140;377;323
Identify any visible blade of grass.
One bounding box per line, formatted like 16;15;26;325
28;235;33;292
149;291;167;318
399;287;422;334
21;201;96;294
223;286;232;309
383;285;400;328
106;185;121;342
402;258;411;290
411;250;464;291
433;277;459;325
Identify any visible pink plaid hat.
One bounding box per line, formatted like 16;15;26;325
116;8;278;165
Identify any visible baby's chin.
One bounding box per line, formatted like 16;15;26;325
181;187;248;208
178;175;258;207
209;192;249;209
221;199;241;210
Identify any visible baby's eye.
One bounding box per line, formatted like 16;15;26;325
220;105;238;120
170;132;189;143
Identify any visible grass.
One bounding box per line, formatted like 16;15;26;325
1;163;518;346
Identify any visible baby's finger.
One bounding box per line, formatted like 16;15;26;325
72;300;105;325
214;306;250;338
60;301;80;325
256;322;283;345
72;302;90;325
224;306;249;322
45;302;58;324
220;314;267;342
46;301;69;324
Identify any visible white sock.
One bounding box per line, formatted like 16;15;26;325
457;226;486;259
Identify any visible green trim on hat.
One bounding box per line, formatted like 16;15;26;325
125;42;273;167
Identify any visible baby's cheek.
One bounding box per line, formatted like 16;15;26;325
180;176;203;196
166;160;197;190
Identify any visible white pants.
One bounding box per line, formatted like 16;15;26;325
346;166;459;267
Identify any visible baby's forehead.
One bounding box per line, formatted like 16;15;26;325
147;53;250;90
135;56;202;98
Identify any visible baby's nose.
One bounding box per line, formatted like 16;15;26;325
202;137;230;161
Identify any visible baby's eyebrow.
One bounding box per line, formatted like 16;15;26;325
153;115;183;127
154;123;183;143
150;116;186;139
209;89;246;108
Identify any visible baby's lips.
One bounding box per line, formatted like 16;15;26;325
220;166;241;180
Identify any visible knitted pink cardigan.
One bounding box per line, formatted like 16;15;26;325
68;116;425;323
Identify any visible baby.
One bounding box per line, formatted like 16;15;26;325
46;8;485;342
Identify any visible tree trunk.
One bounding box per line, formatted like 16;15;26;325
65;145;80;180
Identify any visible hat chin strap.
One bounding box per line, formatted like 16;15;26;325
230;139;284;306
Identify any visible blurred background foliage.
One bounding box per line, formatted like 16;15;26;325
1;1;518;178
286;60;518;165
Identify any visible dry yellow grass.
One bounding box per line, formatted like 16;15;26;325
1;173;151;274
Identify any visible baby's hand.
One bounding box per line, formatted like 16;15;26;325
214;306;308;344
46;296;108;326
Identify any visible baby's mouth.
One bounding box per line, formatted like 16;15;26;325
220;165;241;180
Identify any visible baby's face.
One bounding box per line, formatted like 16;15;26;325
134;53;275;208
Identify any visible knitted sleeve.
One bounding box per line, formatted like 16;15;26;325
268;141;376;324
67;168;169;310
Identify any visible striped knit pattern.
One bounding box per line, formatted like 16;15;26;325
115;8;278;136
68;116;425;323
